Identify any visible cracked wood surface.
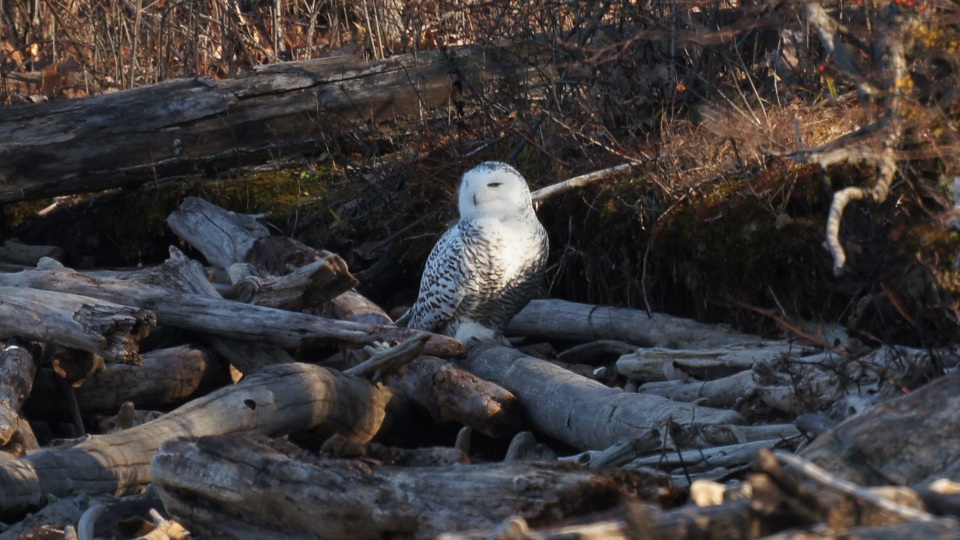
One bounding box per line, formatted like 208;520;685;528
0;362;390;518
0;43;543;204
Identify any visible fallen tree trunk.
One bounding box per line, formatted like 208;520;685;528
800;369;960;487
0;340;38;452
152;433;638;540
508;299;764;348
0;362;390;518
42;345;227;413
616;342;823;381
459;344;744;451
0;285;154;364
0;265;464;358
0;42;546;204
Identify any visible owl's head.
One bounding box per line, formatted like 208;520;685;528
458;161;534;221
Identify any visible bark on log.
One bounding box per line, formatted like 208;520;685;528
637;370;757;408
0;241;63;266
0;285;154;364
616;342;823;381
389;355;521;438
151;434;638;540
438;500;787;540
459;344;744;451
799;370;960;486
0;362;390;518
222;255;358;310
0;43;544;204
64;345;227;412
508;299;764;348
0;340;37;448
0;267;464;358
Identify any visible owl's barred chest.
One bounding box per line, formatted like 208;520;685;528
460;219;545;285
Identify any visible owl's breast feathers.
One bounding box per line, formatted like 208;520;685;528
406;214;548;336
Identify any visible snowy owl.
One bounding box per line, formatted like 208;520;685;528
401;162;549;343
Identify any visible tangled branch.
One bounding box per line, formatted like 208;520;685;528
800;1;913;275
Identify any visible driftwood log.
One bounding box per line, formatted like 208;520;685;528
28;345;228;414
460;344;744;450
508;299;765;348
0;340;39;455
0;285;154;364
222;255;358;310
151;433;640;540
441;447;960;540
0;362;390;518
0;42;547;204
0;265;464;358
0;241;63;266
800;369;960;486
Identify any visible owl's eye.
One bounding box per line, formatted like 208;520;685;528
488;182;502;188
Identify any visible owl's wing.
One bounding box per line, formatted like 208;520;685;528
406;227;470;332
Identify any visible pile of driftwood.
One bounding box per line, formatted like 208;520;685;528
0;197;959;539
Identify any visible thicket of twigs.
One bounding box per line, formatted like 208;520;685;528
3;1;960;340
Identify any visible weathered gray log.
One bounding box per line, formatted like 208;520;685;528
508;299;764;348
800;370;960;486
166;198;271;270
757;520;960;540
223;255;358;310
68;345;227;412
167;198;349;277
637;370;757;408
0;362;390;518
168;197;359;309
672;423;800;448
459;344;744;451
626;439;779;473
0;285;153;364
0;42;545;204
0;340;37;450
616;342;823;381
437;499;781;540
389;354;522;438
151;434;638;540
0;266;464;358
0;241;63;266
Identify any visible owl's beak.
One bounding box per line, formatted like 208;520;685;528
473;194;478;206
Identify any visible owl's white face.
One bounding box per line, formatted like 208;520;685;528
458;162;533;222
